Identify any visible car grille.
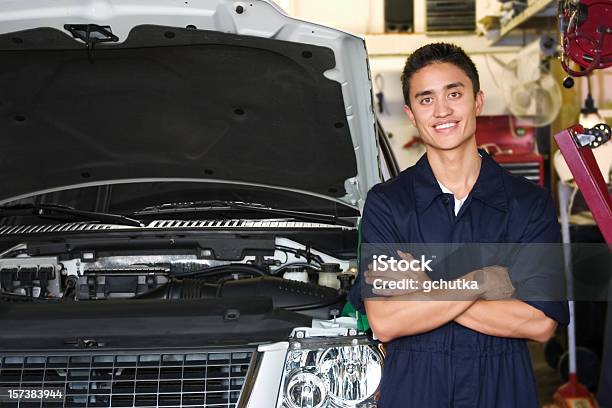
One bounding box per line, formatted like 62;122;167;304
0;349;255;407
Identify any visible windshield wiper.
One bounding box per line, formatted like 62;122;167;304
134;200;353;227
0;203;144;227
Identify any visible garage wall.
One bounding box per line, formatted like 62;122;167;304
275;0;501;34
276;1;612;174
272;0;522;169
278;0;384;33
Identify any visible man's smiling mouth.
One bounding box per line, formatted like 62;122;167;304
433;121;459;130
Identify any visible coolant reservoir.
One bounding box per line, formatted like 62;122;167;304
318;263;341;289
282;266;310;283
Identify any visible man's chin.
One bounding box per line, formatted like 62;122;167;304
421;129;474;149
427;138;474;152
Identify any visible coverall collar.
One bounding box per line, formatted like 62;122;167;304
413;149;508;213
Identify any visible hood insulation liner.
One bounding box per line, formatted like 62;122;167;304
0;25;357;202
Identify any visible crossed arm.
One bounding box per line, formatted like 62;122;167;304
454;299;557;342
365;296;557;343
365;251;557;342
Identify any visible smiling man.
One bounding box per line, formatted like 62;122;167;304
349;43;569;407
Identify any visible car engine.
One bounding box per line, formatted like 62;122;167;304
0;238;356;321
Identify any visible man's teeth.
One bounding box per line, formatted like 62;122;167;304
435;122;457;130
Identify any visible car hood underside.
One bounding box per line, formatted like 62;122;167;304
0;24;359;202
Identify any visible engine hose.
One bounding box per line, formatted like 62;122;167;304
138;275;343;313
175;264;266;278
284;292;347;312
135;278;217;300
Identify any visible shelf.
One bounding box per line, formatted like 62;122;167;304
364;33;522;56
489;0;557;45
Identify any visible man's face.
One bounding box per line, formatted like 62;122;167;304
404;62;484;152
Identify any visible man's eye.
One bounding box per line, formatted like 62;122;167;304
448;92;462;99
419;97;432;105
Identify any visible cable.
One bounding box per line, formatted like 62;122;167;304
172;245;323;279
270;262;321;277
174;263;266;278
275;245;324;265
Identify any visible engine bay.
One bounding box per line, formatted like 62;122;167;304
0;237;357;320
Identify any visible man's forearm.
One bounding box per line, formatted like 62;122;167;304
454;299;557;342
365;292;475;342
364;266;512;341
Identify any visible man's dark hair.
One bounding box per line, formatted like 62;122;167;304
401;43;480;107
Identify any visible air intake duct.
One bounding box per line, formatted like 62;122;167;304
138;276;343;319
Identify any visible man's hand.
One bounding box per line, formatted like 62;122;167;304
475;266;516;300
364;250;431;296
365;256;515;300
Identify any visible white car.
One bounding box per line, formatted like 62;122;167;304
0;1;398;407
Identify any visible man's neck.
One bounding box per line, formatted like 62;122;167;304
426;140;481;200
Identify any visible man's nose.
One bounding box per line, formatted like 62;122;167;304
433;97;452;117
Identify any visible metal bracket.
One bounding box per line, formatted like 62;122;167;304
64;24;119;63
554;124;612;243
343;177;361;207
575;123;611;148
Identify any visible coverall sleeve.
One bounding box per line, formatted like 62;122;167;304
519;192;570;326
348;188;402;313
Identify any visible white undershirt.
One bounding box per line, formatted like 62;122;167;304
435;154;481;215
437;182;467;216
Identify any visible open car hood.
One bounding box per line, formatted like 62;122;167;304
0;0;380;208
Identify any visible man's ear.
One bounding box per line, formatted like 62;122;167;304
403;104;417;127
475;90;485;116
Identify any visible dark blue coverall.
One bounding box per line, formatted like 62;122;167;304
349;151;569;408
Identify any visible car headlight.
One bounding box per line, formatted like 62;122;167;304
284;368;328;408
277;336;383;408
